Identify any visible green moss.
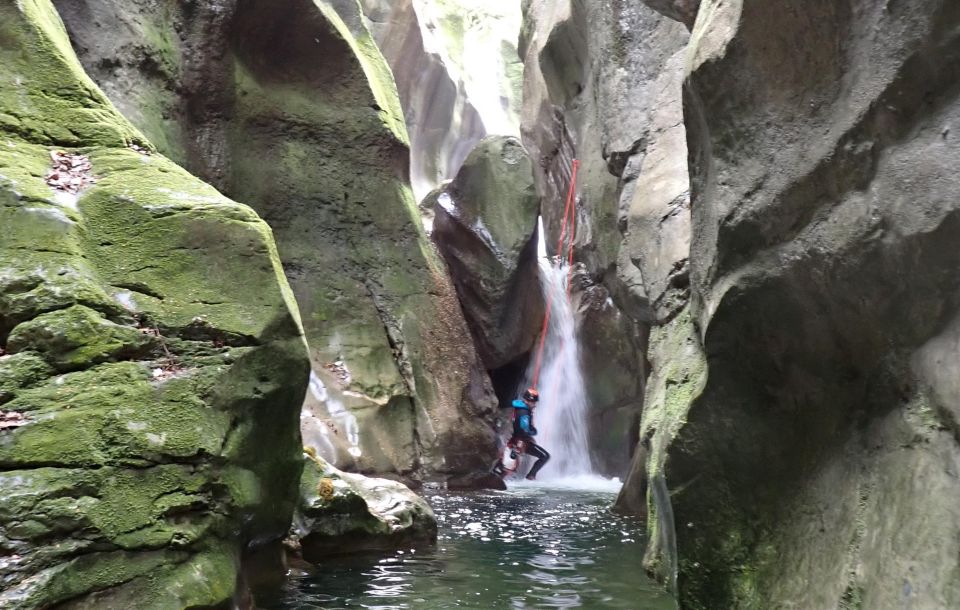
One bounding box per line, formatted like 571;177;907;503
0;1;145;148
0;352;53;403
0;5;309;605
0;361;233;468
6;304;152;371
643;309;708;471
839;583;865;610
74;148;303;339
312;0;410;145
635;308;708;583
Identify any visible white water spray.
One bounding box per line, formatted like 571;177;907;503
526;258;594;479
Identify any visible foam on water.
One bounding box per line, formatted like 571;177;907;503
509;474;624;494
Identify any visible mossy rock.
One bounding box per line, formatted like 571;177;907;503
292;448;437;561
0;352;53;404
0;2;309;607
54;0;499;478
6;305;154;371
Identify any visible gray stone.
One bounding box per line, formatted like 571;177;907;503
641;0;701;29
432;136;543;370
648;0;960;607
520;1;690;478
360;0;523;201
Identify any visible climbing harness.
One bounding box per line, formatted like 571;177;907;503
497;438;528;475
530;158;580;391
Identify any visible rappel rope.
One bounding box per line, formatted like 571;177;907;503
530;158;580;392
498;158;579;475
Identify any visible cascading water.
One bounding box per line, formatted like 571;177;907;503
524;257;594;479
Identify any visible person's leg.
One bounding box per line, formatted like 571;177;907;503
525;442;550;479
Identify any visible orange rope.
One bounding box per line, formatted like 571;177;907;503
531;159;579;390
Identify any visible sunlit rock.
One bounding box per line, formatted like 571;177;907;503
361;0;523;201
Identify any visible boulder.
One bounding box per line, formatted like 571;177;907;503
56;0;499;479
0;1;309;607
445;471;507;491
293;449;437;560
432;136;543;370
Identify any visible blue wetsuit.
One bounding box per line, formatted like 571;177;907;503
507;399;550;479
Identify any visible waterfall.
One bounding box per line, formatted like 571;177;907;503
524;258;593;478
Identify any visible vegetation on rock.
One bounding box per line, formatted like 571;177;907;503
0;1;309;606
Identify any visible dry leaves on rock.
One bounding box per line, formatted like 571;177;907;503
324;360;350;385
0;411;29;430
140;325;186;381
46;150;96;193
151;361;185;381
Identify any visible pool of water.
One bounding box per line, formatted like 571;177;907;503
254;478;676;609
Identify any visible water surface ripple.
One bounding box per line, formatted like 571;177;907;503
257;482;675;609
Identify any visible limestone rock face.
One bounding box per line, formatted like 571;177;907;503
432;136;543;371
56;0;498;481
574;272;649;477
637;0;960;607
0;2;309;607
521;0;690;319
293;451;437;560
520;1;690;475
360;0;523;202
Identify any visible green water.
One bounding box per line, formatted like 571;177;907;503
255;480;676;609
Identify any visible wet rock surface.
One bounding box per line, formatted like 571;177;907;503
524;0;960;607
0;1;309;606
520;0;689;478
641;0;701;29
293;450;437;560
360;0;523;201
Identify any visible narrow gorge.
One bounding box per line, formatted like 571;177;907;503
1;0;958;608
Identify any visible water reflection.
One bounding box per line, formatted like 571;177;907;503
255;483;675;610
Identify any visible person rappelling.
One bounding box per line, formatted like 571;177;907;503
492;159;578;483
493;388;551;480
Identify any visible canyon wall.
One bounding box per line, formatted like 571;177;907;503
661;0;960;607
0;1;309;605
520;0;689;477
56;0;499;483
523;0;960;607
